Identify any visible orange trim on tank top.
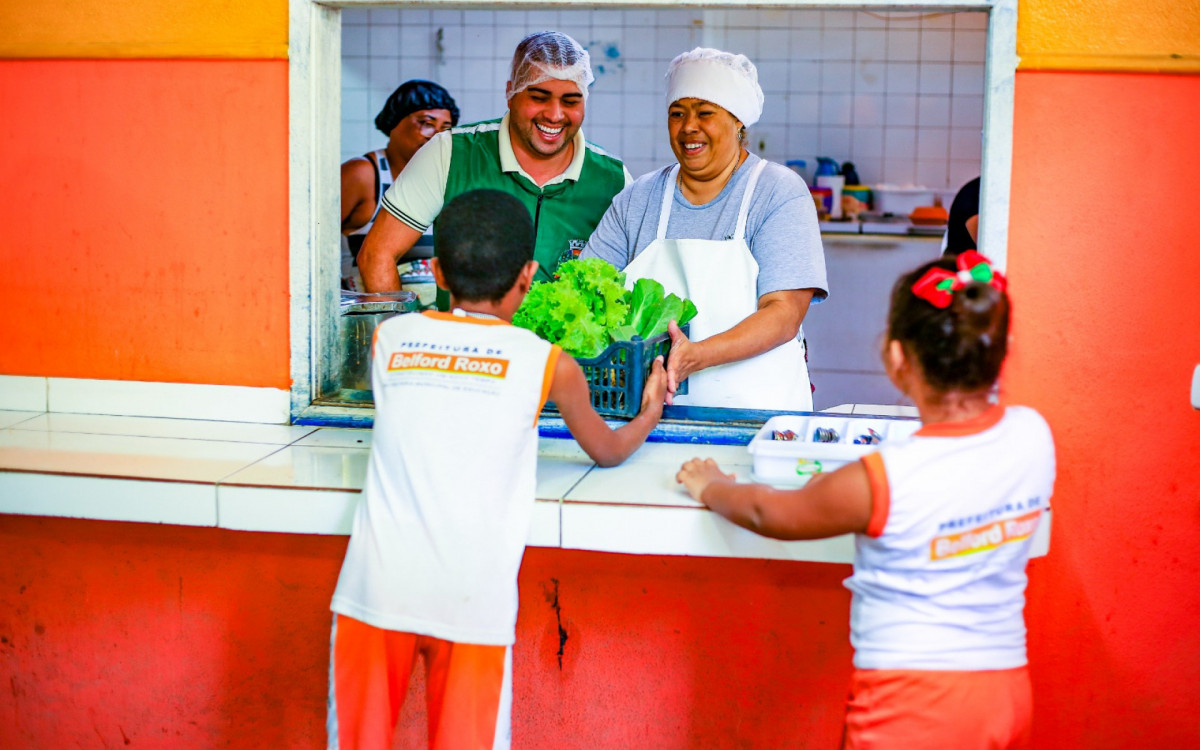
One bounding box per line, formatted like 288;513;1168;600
860;452;890;538
535;345;562;427
914;404;1006;438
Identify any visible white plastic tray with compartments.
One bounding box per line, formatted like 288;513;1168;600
748;414;921;486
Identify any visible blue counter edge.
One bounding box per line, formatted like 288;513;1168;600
297;405;919;446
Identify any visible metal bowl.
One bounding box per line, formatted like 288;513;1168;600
339;290;421;392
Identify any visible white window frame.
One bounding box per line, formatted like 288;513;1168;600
288;0;1017;423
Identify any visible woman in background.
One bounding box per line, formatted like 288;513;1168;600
341;80;459;289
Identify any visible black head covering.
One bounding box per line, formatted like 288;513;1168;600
374;80;460;136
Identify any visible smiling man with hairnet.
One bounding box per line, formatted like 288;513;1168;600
357;31;632;307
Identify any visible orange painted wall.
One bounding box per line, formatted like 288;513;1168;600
1006;70;1200;745
0;60;290;388
0;516;855;749
0;517;343;749
0;0;288;59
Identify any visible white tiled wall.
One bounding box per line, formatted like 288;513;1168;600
342;7;986;193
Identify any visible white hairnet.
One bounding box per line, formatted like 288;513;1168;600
507;31;594;101
665;47;764;128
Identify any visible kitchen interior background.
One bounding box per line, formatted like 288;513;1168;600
339;6;991;408
340;6;988;197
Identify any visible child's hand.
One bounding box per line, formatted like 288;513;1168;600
676;458;736;504
639;355;668;417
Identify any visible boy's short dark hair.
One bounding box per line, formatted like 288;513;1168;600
434;190;535;302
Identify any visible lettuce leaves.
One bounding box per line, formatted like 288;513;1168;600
628;278;699;341
512;258;698;358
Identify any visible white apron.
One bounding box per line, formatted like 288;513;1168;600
621;161;813;411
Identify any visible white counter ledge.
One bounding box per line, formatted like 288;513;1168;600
0;410;1051;564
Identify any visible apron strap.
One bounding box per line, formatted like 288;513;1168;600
733;159;768;242
656;165;679;241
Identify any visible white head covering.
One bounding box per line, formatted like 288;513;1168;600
507;31;594;102
664;47;764;128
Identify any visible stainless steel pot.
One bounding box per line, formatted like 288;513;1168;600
340;290;420;392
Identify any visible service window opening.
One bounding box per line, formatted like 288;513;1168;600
291;0;1012;424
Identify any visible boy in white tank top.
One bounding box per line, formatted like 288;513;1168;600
327;189;666;750
677;251;1055;749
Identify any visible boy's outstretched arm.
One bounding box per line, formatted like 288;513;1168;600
676;458;873;540
550;355;667;467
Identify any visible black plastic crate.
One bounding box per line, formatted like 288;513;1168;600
575;326;689;417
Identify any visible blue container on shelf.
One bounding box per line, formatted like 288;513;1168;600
815;156;840;178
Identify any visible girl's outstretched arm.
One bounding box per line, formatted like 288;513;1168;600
676;458;874;541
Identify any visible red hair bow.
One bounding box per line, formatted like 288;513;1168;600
911;250;1007;309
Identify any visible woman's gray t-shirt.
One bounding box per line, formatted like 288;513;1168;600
580;151;828;302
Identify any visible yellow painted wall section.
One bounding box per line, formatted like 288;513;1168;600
0;0;287;59
1019;0;1200;71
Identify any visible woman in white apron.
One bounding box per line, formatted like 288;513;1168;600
581;48;828;411
340;80;458;290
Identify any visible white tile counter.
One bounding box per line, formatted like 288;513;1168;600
0;410;1051;564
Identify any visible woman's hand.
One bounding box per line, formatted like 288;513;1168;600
662;291;816;401
665;320;704;404
676;458;736;504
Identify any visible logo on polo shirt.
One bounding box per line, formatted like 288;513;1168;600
929;509;1041;561
388;351;509;379
558;239;587;266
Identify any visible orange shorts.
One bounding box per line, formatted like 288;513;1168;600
843;666;1032;750
327;614;511;750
